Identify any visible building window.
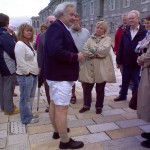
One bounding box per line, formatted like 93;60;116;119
109;0;115;10
123;0;130;7
141;0;150;3
90;2;94;15
83;4;86;17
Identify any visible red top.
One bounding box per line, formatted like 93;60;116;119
114;25;126;55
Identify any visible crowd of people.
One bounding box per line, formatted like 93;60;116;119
0;1;150;149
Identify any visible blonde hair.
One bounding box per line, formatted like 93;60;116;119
17;23;34;42
96;21;108;34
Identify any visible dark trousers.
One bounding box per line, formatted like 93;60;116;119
44;81;50;105
83;82;106;109
120;65;140;99
0;74;16;112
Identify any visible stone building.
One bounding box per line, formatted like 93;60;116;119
31;0;150;35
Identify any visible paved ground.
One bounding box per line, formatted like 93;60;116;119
0;51;150;150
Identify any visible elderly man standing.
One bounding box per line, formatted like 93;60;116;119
70;14;90;104
114;10;147;101
42;2;84;149
0;13;19;115
37;15;56;113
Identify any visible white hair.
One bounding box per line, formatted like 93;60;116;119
128;10;140;19
53;2;76;19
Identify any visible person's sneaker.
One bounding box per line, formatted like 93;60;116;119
53;128;70;139
141;140;150;148
114;96;126;102
79;107;90;113
141;132;150;140
4;106;20;115
33;114;39;118
29;118;39;124
59;138;84;149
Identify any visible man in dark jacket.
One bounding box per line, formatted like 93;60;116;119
0;13;19;114
42;2;84;149
114;10;147;101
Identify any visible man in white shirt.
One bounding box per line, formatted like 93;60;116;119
114;10;147;101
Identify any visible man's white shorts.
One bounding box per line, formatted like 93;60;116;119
46;80;74;106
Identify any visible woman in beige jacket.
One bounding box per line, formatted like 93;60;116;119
136;15;150;148
79;21;116;114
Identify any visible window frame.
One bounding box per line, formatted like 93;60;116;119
123;0;130;8
90;1;94;15
109;0;115;11
141;0;150;4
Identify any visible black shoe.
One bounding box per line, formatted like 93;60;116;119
79;107;90;113
59;138;84;149
114;96;126;102
45;107;49;113
141;140;150;148
141;132;150;140
96;109;102;114
53;128;70;139
119;84;122;88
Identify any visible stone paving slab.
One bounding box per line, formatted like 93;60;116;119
121;112;137;120
31;140;59;150
7;143;30;150
115;119;149;128
0;123;7;131
79;142;105;150
8;134;28;145
76;112;102;119
73;132;111;144
69;127;90;137
102;137;145;150
93;115;126;124
0;115;8;123
106;127;143;139
27;124;53;135
68;119;96;128
0;130;7;138
87;122;119;133
29;132;53;144
101;108;126;116
109;101;129;109
139;124;150;132
0;138;6;149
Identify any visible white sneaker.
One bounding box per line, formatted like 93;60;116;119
30;118;39;124
33;114;39;118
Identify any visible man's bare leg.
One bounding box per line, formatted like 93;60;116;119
49;101;57;132
55;105;69;143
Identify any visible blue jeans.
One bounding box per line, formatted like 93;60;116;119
120;66;140;99
17;75;37;124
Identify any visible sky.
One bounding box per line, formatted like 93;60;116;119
0;0;50;26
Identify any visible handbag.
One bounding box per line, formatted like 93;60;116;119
129;90;137;110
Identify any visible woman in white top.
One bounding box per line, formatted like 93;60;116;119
15;23;39;124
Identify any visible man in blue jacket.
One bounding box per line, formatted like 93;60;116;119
42;2;84;149
114;10;147;101
0;13;19;114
